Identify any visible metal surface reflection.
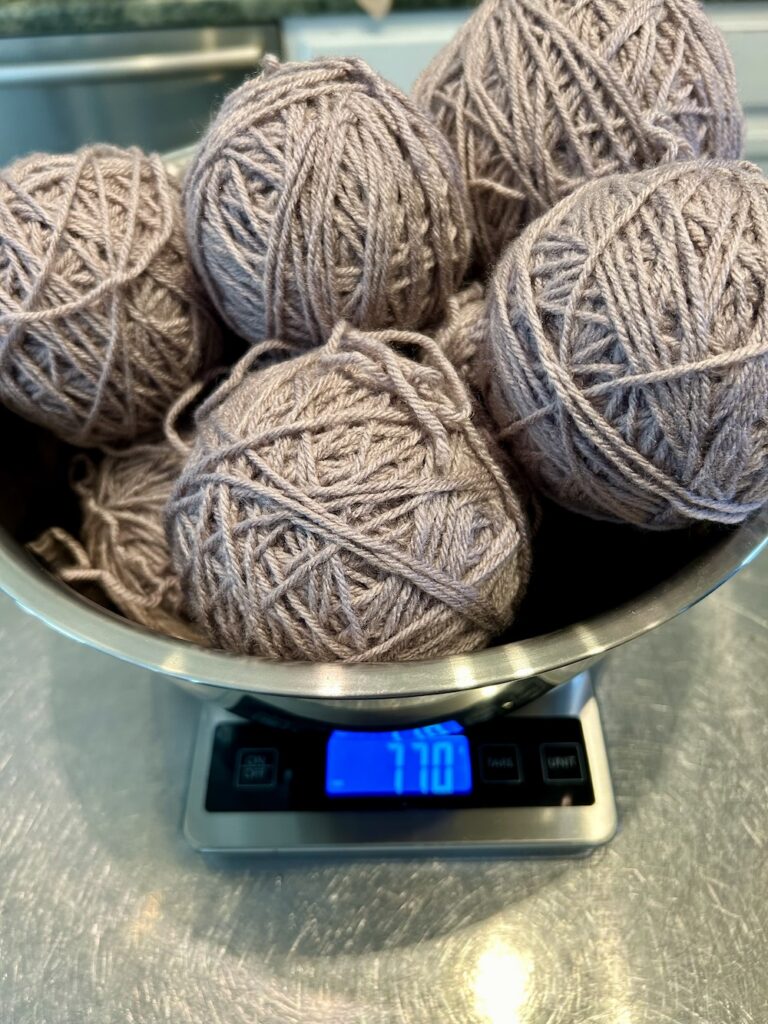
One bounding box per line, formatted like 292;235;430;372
0;552;766;1022
472;940;532;1024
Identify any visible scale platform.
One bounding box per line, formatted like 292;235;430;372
184;672;617;856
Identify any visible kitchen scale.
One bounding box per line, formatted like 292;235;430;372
184;671;617;855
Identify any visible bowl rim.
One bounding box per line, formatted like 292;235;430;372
2;509;766;700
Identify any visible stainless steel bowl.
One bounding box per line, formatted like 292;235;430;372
2;138;766;727
1;399;765;727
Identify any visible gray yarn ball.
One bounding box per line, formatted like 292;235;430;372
433;282;488;392
167;323;531;662
0;145;217;447
414;0;744;268
184;56;471;347
30;440;201;641
485;161;768;529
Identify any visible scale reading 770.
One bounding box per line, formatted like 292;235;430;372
326;721;473;797
184;673;617;855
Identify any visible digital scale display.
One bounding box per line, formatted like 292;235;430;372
189;674;615;853
326;721;473;797
204;711;594;814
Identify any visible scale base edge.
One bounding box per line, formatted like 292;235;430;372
183;672;618;857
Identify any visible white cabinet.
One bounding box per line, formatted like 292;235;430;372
283;4;768;167
709;3;768;169
282;10;469;92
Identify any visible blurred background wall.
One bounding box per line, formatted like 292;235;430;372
0;1;763;166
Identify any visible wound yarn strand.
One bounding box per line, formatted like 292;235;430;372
485;160;768;528
414;0;743;267
30;440;200;640
185;56;470;347
167;323;531;662
0;145;217;447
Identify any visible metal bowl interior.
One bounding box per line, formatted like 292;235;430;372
1;406;766;710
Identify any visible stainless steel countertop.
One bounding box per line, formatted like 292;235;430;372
1;554;766;1024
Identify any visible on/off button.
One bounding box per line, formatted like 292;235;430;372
235;748;278;788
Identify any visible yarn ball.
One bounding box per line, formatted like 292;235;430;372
29;440;200;641
413;0;744;268
167;324;531;662
434;282;488;391
184;56;471;346
0;145;217;447
485;160;768;529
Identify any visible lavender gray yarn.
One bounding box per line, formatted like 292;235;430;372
485;161;768;529
184;56;471;347
414;0;744;268
434;282;488;392
30;440;200;641
0;145;217;447
167;323;531;662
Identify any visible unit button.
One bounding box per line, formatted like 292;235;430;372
480;744;523;783
236;748;278;788
541;743;585;783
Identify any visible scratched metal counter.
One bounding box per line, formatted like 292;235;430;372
0;553;766;1023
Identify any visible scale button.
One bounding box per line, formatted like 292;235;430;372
480;744;523;783
235;748;278;788
540;743;585;783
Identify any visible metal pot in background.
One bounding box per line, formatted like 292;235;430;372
0;25;276;165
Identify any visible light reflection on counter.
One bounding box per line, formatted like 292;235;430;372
472;939;532;1024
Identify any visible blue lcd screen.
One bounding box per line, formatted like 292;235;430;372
326;721;472;797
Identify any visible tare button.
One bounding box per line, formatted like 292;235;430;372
540;743;585;784
480;744;522;784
